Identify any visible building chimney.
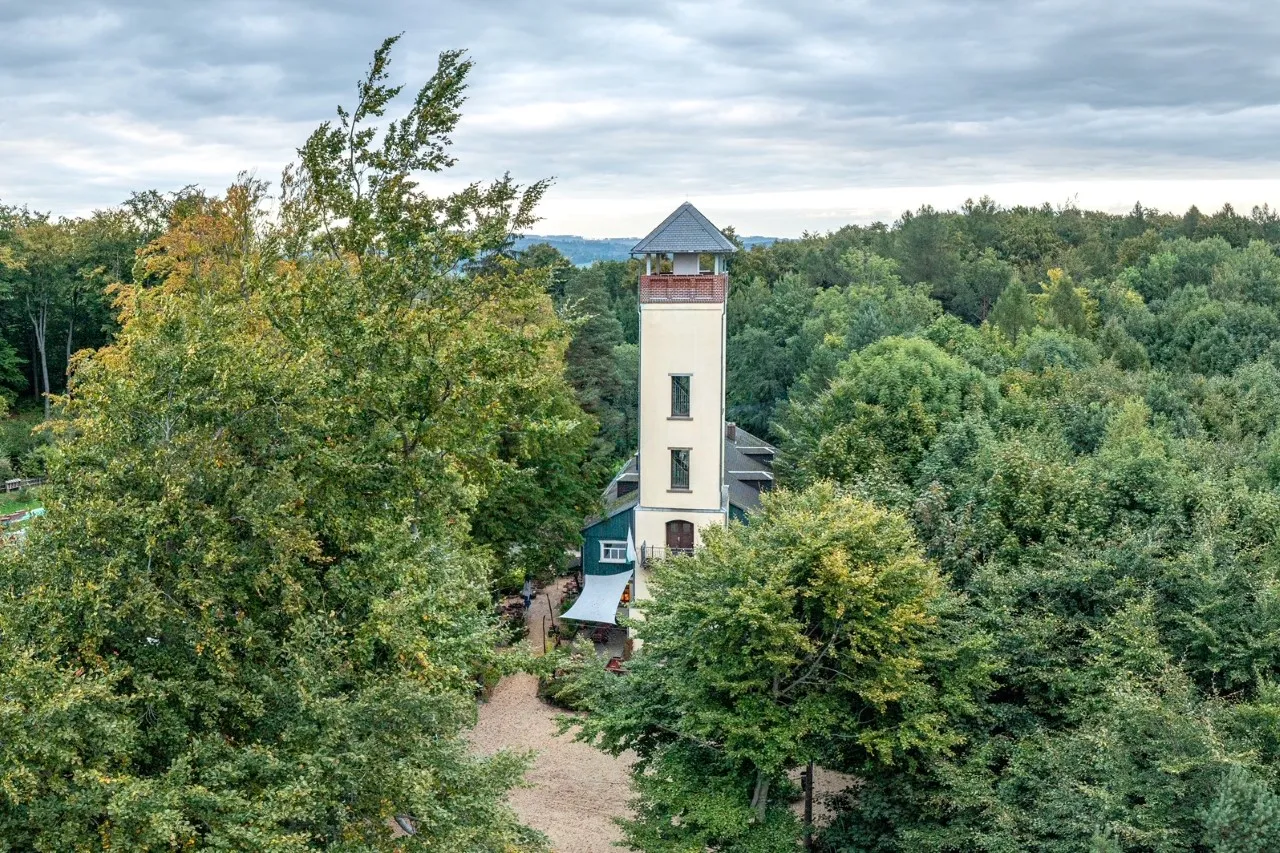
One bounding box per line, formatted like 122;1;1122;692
726;422;737;442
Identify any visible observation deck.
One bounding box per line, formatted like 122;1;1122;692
639;273;726;304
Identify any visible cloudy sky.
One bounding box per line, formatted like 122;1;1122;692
3;0;1279;237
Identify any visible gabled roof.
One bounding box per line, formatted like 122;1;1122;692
582;456;641;529
582;427;780;530
723;425;778;515
631;203;738;255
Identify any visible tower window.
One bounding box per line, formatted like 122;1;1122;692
671;375;690;417
670;448;690;490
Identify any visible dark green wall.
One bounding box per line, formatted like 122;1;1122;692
582;509;635;576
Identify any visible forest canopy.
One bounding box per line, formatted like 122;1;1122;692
3;36;1280;852
549;198;1280;851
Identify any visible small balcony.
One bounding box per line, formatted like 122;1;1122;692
640;544;694;567
639;273;726;304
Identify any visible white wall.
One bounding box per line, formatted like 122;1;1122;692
632;506;727;606
672;252;700;274
637;301;724;513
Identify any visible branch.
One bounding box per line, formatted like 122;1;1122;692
779;620;843;698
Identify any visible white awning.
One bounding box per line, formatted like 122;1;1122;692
562;569;632;625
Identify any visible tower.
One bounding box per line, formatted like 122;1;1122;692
629;203;737;595
572;203;774;631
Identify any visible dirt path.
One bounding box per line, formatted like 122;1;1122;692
470;579;634;853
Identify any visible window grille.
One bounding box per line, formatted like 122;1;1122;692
670;448;690;490
671;375;690;417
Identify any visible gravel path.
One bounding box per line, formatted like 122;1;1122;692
470;579;634;853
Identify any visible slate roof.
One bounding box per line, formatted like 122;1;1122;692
631;203;738;255
581;426;778;530
723;425;776;514
583;456;641;529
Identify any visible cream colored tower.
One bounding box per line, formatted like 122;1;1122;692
629;203;736;602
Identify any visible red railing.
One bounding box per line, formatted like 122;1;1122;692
639;274;726;304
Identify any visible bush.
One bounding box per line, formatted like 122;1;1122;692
538;639;600;710
0;409;46;475
476;663;503;699
496;611;529;647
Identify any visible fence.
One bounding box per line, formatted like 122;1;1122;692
640;544;694;567
4;478;45;493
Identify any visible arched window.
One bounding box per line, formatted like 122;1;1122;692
666;520;694;555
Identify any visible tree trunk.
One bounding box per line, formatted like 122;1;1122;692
65;286;77;386
749;770;770;823
803;760;815;850
38;338;49;419
28;337;39;404
29;299;49;420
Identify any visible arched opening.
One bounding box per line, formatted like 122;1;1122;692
665;520;694;556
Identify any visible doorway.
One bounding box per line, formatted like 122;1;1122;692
665;519;694;555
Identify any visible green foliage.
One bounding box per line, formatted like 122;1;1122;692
1203;766;1280;853
0;407;46;474
989;278;1036;343
615;197;1280;851
952;248;1015;323
1018;327;1101;372
553;260;632;466
0;38;571;851
779;337;997;485
572;485;981;851
536;639;598;711
9;88;1280;851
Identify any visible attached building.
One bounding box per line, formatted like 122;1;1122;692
566;203;777;627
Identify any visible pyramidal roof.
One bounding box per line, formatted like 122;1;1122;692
630;202;738;255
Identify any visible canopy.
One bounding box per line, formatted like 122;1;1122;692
562;569;632;625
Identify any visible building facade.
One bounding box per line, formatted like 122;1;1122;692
573;203;776;625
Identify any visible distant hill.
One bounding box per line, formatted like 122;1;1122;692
513;234;777;266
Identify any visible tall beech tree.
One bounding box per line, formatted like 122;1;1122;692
7;218;73;418
0;38;584;850
572;484;987;852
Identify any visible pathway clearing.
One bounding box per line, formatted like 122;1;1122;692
470;579;634;853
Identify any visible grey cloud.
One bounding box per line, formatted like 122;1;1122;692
2;0;1279;231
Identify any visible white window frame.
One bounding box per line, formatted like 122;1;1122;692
600;540;628;563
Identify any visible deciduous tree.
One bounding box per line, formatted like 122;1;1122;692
573;485;982;852
0;37;577;851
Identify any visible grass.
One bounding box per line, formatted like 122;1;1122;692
0;488;42;518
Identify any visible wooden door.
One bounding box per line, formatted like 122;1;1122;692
666;520;694;554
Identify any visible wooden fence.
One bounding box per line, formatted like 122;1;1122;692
4;477;45;493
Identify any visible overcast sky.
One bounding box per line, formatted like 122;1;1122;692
3;0;1279;237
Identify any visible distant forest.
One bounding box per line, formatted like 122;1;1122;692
7;178;1280;847
512;232;775;265
535;197;1280;850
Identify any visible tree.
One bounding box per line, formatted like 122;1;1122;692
779;337;997;486
557;264;628;463
893;205;960;298
573;484;969;852
989;278;1036;343
6;217;75;417
1045;267;1090;335
470;350;602;583
0;38;570;850
1202;765;1280;853
952;248;1014;323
